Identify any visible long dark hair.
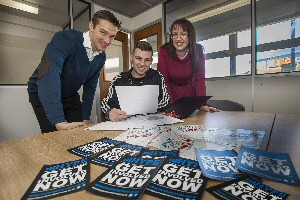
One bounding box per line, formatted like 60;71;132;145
162;18;202;73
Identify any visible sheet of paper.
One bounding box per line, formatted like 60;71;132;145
86;114;183;131
115;85;159;115
86;120;143;130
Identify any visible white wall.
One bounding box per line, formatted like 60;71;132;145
0;12;62;140
206;75;300;114
0;86;41;140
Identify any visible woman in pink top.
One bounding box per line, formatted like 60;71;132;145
158;18;219;112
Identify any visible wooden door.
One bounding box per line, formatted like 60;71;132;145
99;31;129;121
134;21;162;69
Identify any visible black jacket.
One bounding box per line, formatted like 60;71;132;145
101;68;170;119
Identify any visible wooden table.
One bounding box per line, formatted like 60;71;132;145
0;111;299;199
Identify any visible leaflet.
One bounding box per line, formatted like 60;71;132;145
206;175;289;200
140;149;179;159
146;156;207;200
68;137;122;157
195;149;244;181
87;155;165;200
91;142;146;167
21;158;90;200
236;146;300;185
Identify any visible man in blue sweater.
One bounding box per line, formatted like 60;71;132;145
28;10;121;133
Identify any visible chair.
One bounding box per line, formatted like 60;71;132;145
207;100;245;111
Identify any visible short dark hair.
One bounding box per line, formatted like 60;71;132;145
92;10;121;29
133;41;153;54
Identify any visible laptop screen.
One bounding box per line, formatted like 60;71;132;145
164;96;212;119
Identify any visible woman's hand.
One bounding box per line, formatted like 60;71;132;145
200;105;221;112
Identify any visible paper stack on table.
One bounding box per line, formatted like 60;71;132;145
86;114;183;130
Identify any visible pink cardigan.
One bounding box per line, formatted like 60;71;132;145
157;46;206;103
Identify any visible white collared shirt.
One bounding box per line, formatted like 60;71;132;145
83;31;102;62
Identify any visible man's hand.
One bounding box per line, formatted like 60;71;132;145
55;121;84;131
200;105;221;112
109;108;128;122
83;120;93;126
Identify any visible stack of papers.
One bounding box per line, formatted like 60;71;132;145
86;114;183;131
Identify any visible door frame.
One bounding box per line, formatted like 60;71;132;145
97;31;129;122
134;21;162;52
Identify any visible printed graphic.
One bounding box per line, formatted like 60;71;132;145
236;146;300;185
91;143;146;167
140;149;179;159
195;149;244;181
146;156;207;200
68;137;122;157
206;175;289;200
87;155;165;200
22;158;90;200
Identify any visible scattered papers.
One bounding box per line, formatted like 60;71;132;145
87;155;165;200
21;158;90;200
86;114;183;131
146;156;208;200
115;85;159;115
114;127;169;146
195;149;244;181
236;146;300;185
206;175;289;200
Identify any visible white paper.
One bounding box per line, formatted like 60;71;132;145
115;85;159;115
86;114;183;131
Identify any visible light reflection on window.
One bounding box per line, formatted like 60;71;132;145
205;57;230;78
199;35;229;54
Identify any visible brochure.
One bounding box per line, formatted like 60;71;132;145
236;146;300;185
68;137;122;157
87;155;165;199
146;156;207;200
195;149;244;181
91;142;146;167
21;158;90;200
140;149;179;159
206;175;289;200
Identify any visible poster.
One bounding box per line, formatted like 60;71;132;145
195;149;243;181
236;146;300;185
87;155;165;199
68;137;122;157
140;149;179;159
22;158;90;200
91;143;146;167
206;175;289;200
146;156;207;200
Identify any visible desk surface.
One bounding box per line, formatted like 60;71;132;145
0;111;299;200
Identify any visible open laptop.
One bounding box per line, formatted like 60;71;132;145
164;96;212;119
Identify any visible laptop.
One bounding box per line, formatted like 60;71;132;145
164;96;212;119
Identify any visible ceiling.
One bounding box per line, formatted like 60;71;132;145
0;0;165;28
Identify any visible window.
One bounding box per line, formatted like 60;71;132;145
165;0;300;78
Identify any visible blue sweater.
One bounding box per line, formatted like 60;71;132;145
28;30;106;125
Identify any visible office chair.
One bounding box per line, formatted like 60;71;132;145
207;100;245;111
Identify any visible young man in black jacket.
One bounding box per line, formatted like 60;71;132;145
101;41;170;121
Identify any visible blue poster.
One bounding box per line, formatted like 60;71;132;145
21;158;90;200
195;148;244;181
236;146;300;185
